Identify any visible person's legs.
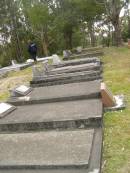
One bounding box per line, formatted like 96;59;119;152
31;53;37;62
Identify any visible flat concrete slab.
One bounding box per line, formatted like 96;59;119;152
8;81;101;106
0;129;94;169
52;57;100;68
31;70;102;87
0;99;102;132
63;51;103;60
0;127;102;173
48;63;101;75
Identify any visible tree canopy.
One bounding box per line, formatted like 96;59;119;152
0;0;129;66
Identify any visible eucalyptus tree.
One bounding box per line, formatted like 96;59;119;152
104;0;129;46
74;0;105;47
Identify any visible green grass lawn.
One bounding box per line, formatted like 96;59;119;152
102;47;130;173
0;47;130;172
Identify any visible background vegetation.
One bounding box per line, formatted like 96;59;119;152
0;0;130;66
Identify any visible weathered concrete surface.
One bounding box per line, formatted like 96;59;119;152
0;129;94;169
30;70;102;87
63;51;103;60
48;63;101;75
0;63;32;77
0;99;102;132
81;46;103;53
52;57;100;68
0;127;102;173
8;81;101;106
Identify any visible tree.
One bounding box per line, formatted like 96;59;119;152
104;0;129;46
26;2;51;56
74;0;105;47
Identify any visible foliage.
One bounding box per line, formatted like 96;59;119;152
0;0;130;66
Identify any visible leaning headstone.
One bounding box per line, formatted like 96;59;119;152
76;46;82;53
11;59;18;66
101;82;116;107
10;85;33;97
52;54;62;65
32;61;49;80
0;102;16;118
63;50;72;60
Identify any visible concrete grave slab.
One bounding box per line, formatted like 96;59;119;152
63;51;103;60
0;103;16;118
48;63;101;75
0;99;102;132
8;81;101;105
0;129;94;169
0;127;103;173
52;57;100;68
31;70;102;87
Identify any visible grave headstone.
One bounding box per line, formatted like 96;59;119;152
101;82;116;107
32;62;49;80
52;54;61;65
76;46;82;53
11;60;18;66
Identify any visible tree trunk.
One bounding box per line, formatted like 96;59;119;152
42;38;48;56
88;21;96;47
64;30;73;50
112;19;122;46
41;28;49;56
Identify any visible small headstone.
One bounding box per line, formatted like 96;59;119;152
52;54;61;65
0;103;16;118
32;63;46;79
76;46;82;53
101;82;116;107
42;60;50;73
10;85;32;97
63;50;72;59
11;60;18;66
26;59;34;63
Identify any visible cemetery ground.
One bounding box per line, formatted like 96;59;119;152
0;47;130;173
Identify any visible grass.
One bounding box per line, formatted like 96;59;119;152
102;46;130;173
0;66;32;101
0;47;130;172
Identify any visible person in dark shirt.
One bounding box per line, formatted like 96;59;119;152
28;42;37;62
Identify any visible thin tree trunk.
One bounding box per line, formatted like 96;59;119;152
112;19;122;46
64;29;73;50
88;21;96;47
42;38;48;56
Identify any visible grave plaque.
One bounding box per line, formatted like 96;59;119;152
11;85;33;97
0;103;16;118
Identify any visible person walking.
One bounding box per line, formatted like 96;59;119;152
28;41;37;62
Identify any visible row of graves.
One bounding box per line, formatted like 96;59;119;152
0;47;124;173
